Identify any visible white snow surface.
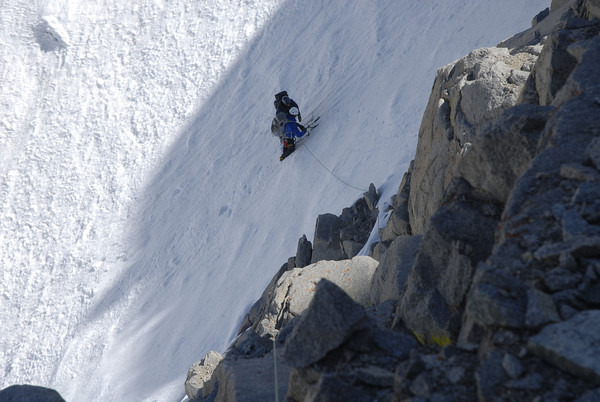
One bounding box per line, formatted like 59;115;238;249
1;0;549;400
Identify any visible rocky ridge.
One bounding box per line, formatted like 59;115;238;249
186;1;600;400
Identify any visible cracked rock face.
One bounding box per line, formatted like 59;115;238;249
408;45;540;234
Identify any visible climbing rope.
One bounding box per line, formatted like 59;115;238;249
303;142;368;192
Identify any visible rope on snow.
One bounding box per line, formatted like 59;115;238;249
303;142;368;192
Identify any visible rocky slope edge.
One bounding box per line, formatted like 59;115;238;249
186;1;600;400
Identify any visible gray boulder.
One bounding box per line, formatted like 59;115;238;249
185;350;223;400
251;256;378;338
463;264;528;329
283;279;368;368
369;235;421;305
528;310;600;384
408;45;539;234
457;104;553;203
525;288;561;328
309;186;379;264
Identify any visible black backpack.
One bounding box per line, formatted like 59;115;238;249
273;91;288;110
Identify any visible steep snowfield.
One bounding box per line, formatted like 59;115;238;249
1;0;548;400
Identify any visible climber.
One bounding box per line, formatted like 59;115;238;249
271;91;307;161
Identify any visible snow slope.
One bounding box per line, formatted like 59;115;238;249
1;0;548;400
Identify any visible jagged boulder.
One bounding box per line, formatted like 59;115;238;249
311;213;344;263
456;104;554;203
311;185;379;263
284;279;418;401
528;310;600;384
408;43;540;234
185;350;223;400
369;235;421;305
283;279;370;369
250;256;378;339
295;234;312;268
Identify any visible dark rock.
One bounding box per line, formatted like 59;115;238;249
363;182;379;214
304;373;375;402
505;373;544;390
369;239;392;262
493;330;520;346
446;366;466;385
526;288;561;328
311;196;378;263
295;234;312;268
560;208;600;239
533;8;551;26
476;351;509;402
457;104;553;203
311;213;344;263
573;181;600;223
398;183;500;345
341;239;364;259
283;279;368;368
365;299;397;327
401;350;427;376
544;268;584;291
576;387;600;402
585;282;600;305
534;25;589;105
588;137;600;169
560;162;600;181
369;235;421;305
355;366;395;387
502;353;525;379
372;327;417;360
409;372;433;397
0;385;65;402
534;236;600;260
465;264;527;328
528;310;600;384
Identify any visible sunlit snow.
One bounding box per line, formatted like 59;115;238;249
1;0;549;400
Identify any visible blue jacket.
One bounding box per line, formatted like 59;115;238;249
283;115;306;138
